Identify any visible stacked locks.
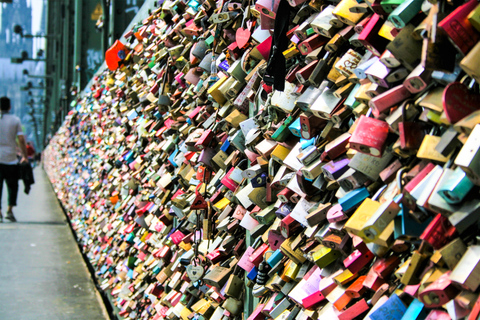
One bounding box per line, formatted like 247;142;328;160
43;0;480;319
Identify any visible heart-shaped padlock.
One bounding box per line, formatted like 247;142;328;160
236;6;253;49
443;81;480;124
186;264;205;282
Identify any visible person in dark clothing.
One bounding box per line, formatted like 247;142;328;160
26;141;36;168
0;97;29;222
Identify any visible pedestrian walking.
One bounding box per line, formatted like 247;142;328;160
0;97;29;222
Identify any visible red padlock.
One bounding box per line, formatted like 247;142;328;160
349;115;389;157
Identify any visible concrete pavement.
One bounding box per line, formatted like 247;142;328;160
0;166;109;320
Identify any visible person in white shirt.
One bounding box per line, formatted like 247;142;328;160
0;97;28;222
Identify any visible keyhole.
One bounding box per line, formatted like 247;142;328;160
274;240;278;246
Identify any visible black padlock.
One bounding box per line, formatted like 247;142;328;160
256;260;271;285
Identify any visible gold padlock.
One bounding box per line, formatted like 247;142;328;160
417;135;453;163
460;42;480;83
332;0;366;26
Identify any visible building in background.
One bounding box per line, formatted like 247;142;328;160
0;0;146;150
0;0;44;150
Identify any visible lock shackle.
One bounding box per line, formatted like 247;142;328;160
240;0;251;28
372;184;388;200
195;183;204;196
187;126;197;135
212;118;226;133
396;167;409;192
263;250;274;261
252;236;263;249
236;158;248;170
160;60;171;96
460;74;477;89
400;98;417;123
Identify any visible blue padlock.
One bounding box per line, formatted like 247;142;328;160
400;299;428;320
288;118;302;137
394;205;432;240
267;249;284;268
437;167;474;204
300;138;316;149
338;187;369;212
247;266;258;281
370;294;406;320
251;172;268;188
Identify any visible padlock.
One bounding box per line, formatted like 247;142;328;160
344;275;367;298
309;56;334;87
255;0;279;19
298;34;328;56
327;26;355;53
343;247;374;274
203;266;232;288
296;145;320;166
249;243;270;267
398;100;427;151
280;214;302;239
435;126;461;157
296;60;319;85
311;5;341;38
369;84;412;117
358;14;390;57
295;86;323;112
420;214;456;250
256;260;271;285
332;0;366;26
338;187;369;212
323;231;350;252
338;169;371;192
344;198;381;236
353;53;376;80
450;245;480;291
299;113;327;140
439;0;480;55
460;42;480;83
322;158;350;181
365;58;391;88
455;124;480;184
251;172;268;188
443;80;480;125
255;205;277;225
280;237;307;264
360;199;401;243
387;0;422;29
380;0;404;13
417;135;452;163
403;64;432;94
335;49;363;77
385;24;422;71
379;160;403;183
349;115;389;157
310;87;342;119
339;299;370;319
209;12;237;24
302;291;326;310
294;12;321;41
435;167;473;205
194;129;214;151
399;250;430;285
401;299;429;320
438;237;467;270
306;202;332;227
379;50;402;70
312;246;341;268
